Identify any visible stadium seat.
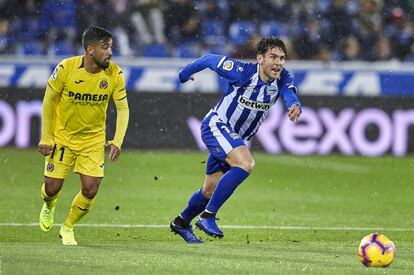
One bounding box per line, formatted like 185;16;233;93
174;43;199;58
50;41;74;56
142;42;169;58
260;21;287;37
203;43;227;55
202;19;226;45
21;42;45;55
229;21;257;45
13;18;40;43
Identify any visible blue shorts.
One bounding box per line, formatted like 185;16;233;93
201;112;245;175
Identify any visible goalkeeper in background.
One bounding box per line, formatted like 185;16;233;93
38;26;129;245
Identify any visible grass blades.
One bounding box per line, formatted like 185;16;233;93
0;148;413;274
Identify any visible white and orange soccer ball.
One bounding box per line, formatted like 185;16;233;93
358;233;396;267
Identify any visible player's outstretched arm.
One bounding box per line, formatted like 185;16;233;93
179;54;224;83
107;97;129;162
38;85;59;156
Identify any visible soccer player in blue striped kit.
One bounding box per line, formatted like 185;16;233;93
170;37;302;243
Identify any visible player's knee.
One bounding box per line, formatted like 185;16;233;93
82;188;98;199
202;187;213;199
239;159;255;173
202;181;217;199
44;177;63;196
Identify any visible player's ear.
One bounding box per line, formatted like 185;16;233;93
257;54;263;64
86;45;94;56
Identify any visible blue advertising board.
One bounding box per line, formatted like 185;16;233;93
0;57;413;96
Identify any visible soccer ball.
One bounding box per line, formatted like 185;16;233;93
358;233;395;267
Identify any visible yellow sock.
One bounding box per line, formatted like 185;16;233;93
63;191;96;228
41;183;59;208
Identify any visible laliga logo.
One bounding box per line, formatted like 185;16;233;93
187;102;414;157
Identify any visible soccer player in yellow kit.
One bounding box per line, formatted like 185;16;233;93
38;26;129;245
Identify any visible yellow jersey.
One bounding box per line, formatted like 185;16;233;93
47;56;127;151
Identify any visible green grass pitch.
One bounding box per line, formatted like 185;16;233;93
0;148;413;274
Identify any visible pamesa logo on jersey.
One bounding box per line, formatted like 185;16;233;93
68;91;108;106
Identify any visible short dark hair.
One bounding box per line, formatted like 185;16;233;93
82;26;112;50
257;36;287;56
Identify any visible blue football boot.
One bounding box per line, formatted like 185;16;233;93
195;218;224;238
170;222;203;244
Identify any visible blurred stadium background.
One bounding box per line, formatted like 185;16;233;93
0;0;414;60
1;0;414;273
0;0;413;154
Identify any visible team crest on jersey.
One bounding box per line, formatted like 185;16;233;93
99;80;108;89
47;163;54;172
223;60;234;71
266;85;278;96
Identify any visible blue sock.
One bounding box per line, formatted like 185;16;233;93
180;188;209;224
205;167;250;214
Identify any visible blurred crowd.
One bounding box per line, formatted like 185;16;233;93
0;0;414;61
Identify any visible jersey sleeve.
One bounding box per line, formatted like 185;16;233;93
39;85;59;145
280;69;301;109
112;69;127;100
179;54;246;84
108;97;129;149
108;66;128;149
213;56;248;84
47;59;69;93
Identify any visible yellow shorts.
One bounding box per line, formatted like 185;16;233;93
44;144;105;179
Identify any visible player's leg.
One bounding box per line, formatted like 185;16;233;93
60;174;102;246
63;174;101;228
40;177;64;232
203;145;253;212
196;146;252;238
195;114;252;238
60;148;104;245
170;162;223;243
39;144;73;232
175;154;224;226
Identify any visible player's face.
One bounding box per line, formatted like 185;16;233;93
91;39;113;69
257;47;285;81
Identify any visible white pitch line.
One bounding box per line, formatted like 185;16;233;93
1;223;414;232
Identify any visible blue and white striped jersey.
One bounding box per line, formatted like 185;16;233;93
179;54;300;141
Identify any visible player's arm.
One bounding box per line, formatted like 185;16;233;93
38;84;59;156
107;69;129;162
179;54;243;83
106;96;129;162
280;70;301;122
38;61;66;156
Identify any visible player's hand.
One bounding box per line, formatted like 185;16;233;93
182;75;194;83
288;104;302;122
38;144;53;156
179;72;194;83
108;144;121;162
